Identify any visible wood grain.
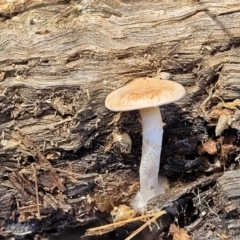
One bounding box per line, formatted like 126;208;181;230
1;0;240;236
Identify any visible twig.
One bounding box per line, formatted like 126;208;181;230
193;188;219;219
32;164;40;219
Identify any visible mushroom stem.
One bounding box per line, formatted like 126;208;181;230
131;107;165;211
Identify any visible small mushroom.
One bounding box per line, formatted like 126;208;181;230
215;115;232;136
105;77;185;211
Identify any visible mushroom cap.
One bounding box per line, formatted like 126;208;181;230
105;77;185;111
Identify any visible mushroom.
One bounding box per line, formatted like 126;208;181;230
105;77;185;211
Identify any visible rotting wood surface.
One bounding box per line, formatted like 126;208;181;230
1;0;240;238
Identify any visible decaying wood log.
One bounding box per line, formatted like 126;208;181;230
186;170;240;239
1;0;240;237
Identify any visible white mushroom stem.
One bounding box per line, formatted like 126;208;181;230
131;107;165;211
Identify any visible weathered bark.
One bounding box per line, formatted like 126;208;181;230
1;0;240;237
186;170;240;239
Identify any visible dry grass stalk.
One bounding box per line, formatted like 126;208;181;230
125;210;166;240
84;210;166;237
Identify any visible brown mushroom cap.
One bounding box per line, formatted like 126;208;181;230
105;77;185;111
